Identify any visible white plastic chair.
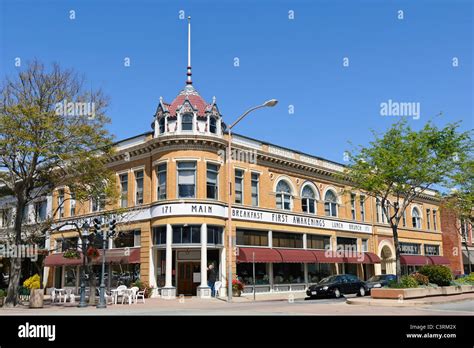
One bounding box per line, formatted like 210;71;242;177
214;281;222;297
115;285;127;304
64;289;73;303
131;286;145;303
121;288;134;305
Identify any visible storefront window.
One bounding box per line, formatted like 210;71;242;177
114;230;140;248
236;229;268;246
337;237;358;252
173;225;200;244
308;263;333;283
400;242;421;255
273;232;303;248
237;263;269;285
273;263;304;284
110;264;140;288
153;226;167;245
64;266;77;287
424;244;440;256
307;235;331;250
207;225;223;245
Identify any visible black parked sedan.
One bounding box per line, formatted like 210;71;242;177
365;274;396;293
306;274;368;299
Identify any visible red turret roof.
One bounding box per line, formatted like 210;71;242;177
163;85;210;117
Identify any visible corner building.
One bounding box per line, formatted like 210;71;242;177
44;22;448;299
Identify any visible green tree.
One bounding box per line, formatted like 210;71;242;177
0;60;117;307
345;119;471;280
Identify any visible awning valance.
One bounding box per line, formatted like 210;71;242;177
276;249;317;263
236;247;282;263
343;252;381;264
400;255;431;266
44;247;140;267
427;256;450;265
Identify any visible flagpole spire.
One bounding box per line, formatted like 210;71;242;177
186;16;192;85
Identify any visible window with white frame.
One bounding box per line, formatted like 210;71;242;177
235;169;244;204
360;195;365;221
276;180;292;210
251;172;259;207
34;200;47;222
324;190;337;217
361;239;368;252
350;193;356;220
134;170;144;205
119;173;128;208
402;210;407;227
92;193;106;212
181;113;193;131
156;163;167;200
412;207;421;229
206;163;219;200
177;161;196;198
159;117;166;134
433;210;437;231
70;192;76;216
301;185;316;214
57;189;65;218
209;116;217;134
376;198;381;223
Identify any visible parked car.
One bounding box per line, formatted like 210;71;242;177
365;274;396;293
306;274;368;299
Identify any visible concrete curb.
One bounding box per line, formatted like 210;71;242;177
346;294;474;307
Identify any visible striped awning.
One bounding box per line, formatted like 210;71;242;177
44;247;140;267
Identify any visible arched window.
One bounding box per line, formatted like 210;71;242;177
301;185;316;214
209;117;217;134
412;207;421;228
276;180;292;210
181;113;193;131
324;190;338;217
159;117;166;134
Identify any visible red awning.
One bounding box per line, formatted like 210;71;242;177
44;247;140;267
312;250;345;263
276;249;317;263
236;247;282;263
343;252;382;264
400;255;431;266
427;256;450;265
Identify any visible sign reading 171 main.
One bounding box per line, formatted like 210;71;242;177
152;202;372;234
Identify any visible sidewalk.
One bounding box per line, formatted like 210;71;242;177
222;291;307;303
346;293;474;307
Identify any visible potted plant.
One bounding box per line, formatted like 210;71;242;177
23;274;43;308
86;246;100;259
232;279;244;297
0;289;6;307
131;279;154;298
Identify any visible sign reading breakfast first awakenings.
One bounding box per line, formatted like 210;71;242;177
151;203;372;234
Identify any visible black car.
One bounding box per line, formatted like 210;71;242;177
306;274;368;299
365;274;396;293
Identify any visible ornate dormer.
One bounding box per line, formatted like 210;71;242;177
152;17;225;138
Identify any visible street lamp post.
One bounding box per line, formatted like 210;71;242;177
78;222;90;308
96;217;117;309
226;99;278;302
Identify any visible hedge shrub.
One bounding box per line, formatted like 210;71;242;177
418;265;453;286
388;275;419;288
412;272;429;286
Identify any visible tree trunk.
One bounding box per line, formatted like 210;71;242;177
392;224;402;282
5;198;27;307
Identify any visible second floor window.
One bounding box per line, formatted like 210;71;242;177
57;189;65;218
426;209;431;229
350;193;356;220
156;164;167;200
92;193;106;212
301;185;316;214
70;192;76;216
276;180;292;210
251;172;259;207
402;210;407;227
360;196;365;221
412;207;421;229
135;170;144;205
178;161;196;198
235;169;244;204
324;190;338;217
35;201;47;222
206;163;219;200
119;173;128;208
433;210;437;231
181;113;193;131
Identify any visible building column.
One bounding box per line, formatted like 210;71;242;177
149;246;158;297
220;247;227;297
161;224;176;299
269;263;274;292
197;224;211;298
42;232;51;288
268;230;272;248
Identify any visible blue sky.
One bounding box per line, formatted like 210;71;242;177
0;0;472;164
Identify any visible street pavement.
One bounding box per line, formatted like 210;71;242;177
0;294;473;316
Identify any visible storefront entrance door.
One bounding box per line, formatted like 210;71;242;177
177;262;200;295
